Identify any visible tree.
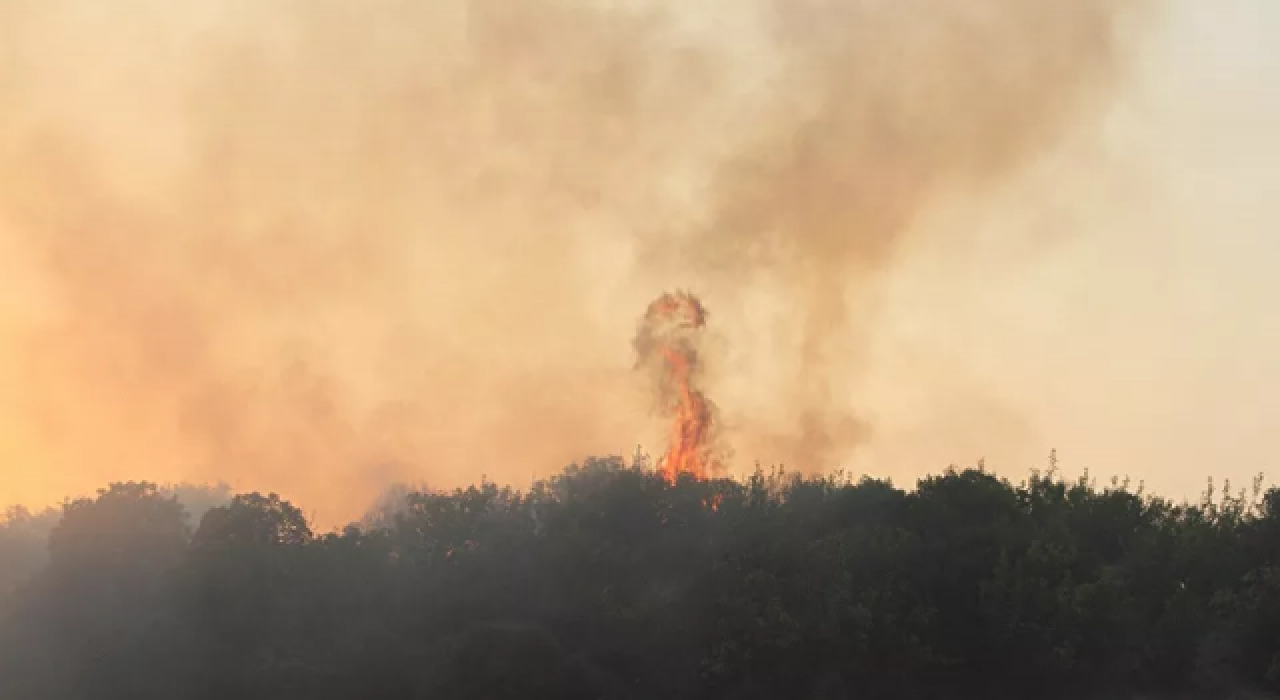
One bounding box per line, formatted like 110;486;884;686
2;459;1279;699
0;506;59;595
40;483;190;699
185;493;314;699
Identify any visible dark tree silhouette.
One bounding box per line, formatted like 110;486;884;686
2;458;1279;699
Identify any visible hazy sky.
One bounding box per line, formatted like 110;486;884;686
856;0;1280;498
0;0;1277;523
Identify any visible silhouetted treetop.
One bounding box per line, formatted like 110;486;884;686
1;458;1278;700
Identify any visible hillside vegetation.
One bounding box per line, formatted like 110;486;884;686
2;455;1279;699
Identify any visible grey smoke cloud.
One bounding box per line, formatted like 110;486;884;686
0;0;1154;523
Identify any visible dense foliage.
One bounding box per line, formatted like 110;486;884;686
2;455;1278;699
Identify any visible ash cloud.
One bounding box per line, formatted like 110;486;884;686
0;0;1155;522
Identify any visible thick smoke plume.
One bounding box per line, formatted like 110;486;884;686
0;0;1153;523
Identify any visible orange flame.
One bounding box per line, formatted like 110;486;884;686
634;291;718;481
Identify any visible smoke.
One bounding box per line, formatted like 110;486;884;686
0;0;1154;523
668;0;1157;469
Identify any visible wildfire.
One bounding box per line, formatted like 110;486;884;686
634;291;718;481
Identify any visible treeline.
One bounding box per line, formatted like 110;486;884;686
1;456;1279;699
0;482;232;595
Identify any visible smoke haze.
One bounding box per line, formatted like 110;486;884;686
0;0;1162;523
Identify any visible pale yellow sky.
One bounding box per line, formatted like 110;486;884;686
854;0;1280;498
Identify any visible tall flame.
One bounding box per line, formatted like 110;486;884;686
634;291;718;481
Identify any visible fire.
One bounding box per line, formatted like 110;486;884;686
634;291;718;481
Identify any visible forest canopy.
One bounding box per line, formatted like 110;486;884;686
1;455;1279;700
